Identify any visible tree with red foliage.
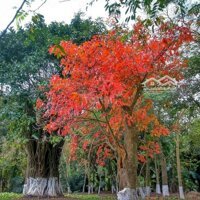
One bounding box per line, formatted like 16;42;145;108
42;20;192;199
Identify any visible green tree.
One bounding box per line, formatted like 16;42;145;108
89;0;199;22
0;13;106;197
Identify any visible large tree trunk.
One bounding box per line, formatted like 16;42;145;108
176;133;185;199
23;138;64;197
117;126;138;200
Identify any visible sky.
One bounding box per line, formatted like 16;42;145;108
1;0;197;32
0;0;110;31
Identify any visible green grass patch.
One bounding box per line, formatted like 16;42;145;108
66;194;116;200
0;192;22;200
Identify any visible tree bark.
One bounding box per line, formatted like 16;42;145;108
88;168;91;194
117;126;139;200
23;138;64;197
176;133;185;199
82;164;87;193
160;152;169;197
98;174;101;194
145;158;151;197
124;127;138;188
154;156;161;195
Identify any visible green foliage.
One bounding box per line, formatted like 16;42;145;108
59;156;85;192
90;0;198;21
68;173;85;192
0;193;22;200
69;12;106;45
188;119;200;148
0;12;106;137
0;127;26;192
0;13;106;193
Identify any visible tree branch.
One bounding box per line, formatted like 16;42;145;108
32;0;48;12
99;98;125;152
0;0;27;39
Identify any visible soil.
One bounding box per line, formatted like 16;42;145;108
186;191;200;200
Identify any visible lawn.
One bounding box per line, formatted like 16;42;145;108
2;192;199;200
0;193;116;200
0;192;22;200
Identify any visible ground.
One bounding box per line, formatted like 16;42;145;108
1;192;200;200
0;193;116;200
20;194;116;200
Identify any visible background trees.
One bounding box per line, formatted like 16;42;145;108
0;13;106;196
0;1;199;199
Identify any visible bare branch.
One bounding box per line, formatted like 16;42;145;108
32;0;48;12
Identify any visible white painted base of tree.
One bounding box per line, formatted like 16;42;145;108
91;185;94;193
98;185;101;194
162;185;169;197
112;185;116;193
145;186;151;196
67;186;72;194
88;185;94;194
138;187;145;199
116;185;119;193
156;184;161;194
179;186;185;199
117;188;138;200
88;186;91;194
23;177;63;197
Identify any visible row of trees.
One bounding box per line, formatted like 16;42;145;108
40;15;197;199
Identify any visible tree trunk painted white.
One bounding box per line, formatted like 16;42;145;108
145;186;151;196
154;156;161;195
112;185;116;193
156;183;161;195
179;186;185;199
117;188;139;200
91;184;94;193
138;187;145;199
162;185;169;197
176;133;185;199
161;151;169;197
67;186;71;194
23;177;62;197
82;171;87;193
116;176;119;192
98;176;101;194
88;185;91;194
145;158;151;197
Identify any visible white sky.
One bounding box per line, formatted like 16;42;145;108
1;0;196;32
0;0;111;31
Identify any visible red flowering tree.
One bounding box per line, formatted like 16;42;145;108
43;21;192;199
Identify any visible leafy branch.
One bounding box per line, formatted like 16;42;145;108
0;0;27;39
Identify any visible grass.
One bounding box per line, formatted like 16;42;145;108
0;192;181;200
66;193;116;200
0;193;116;200
0;192;22;200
